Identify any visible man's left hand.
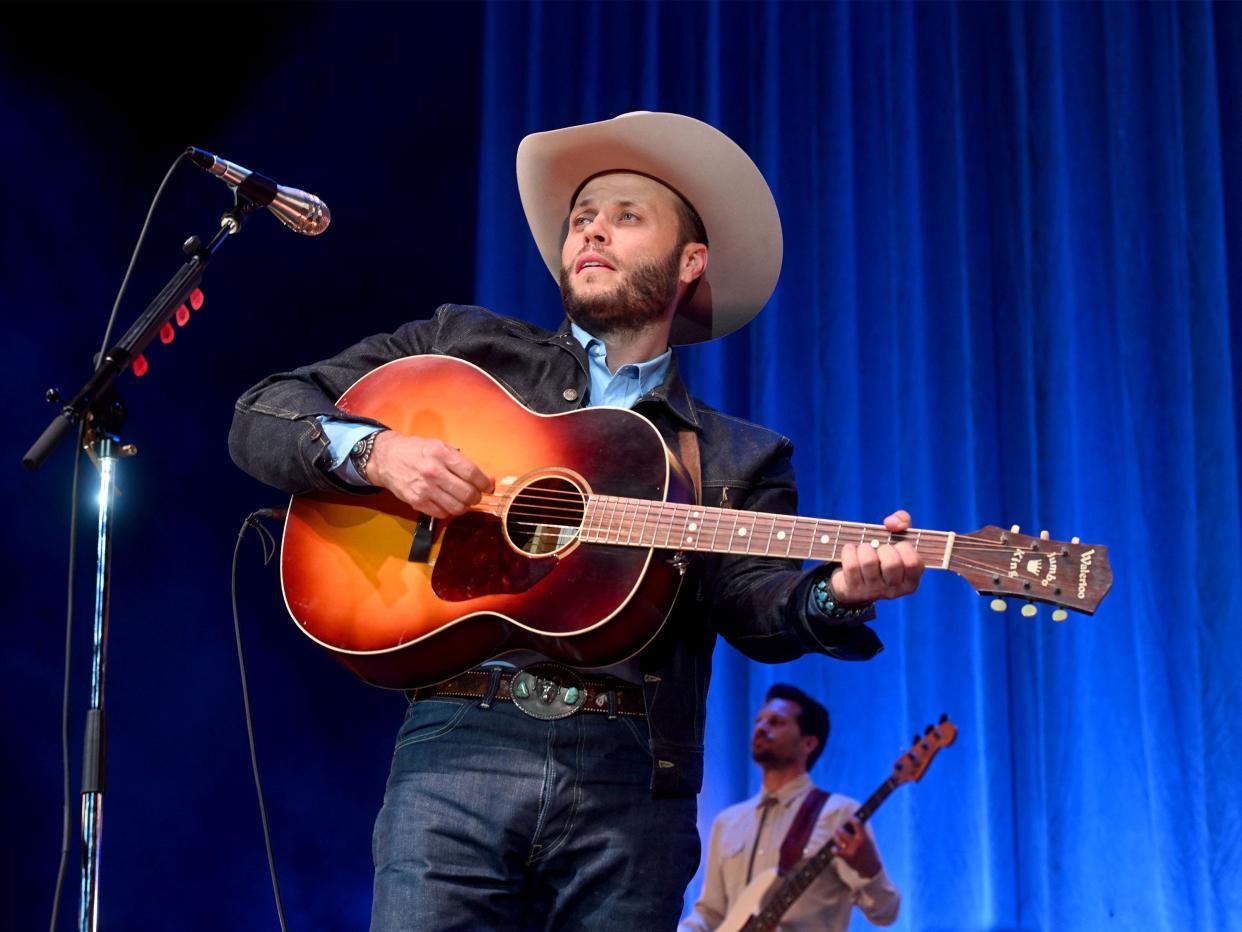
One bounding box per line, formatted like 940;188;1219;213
829;509;924;604
831;818;882;879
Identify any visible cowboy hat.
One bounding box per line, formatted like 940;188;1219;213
516;111;783;345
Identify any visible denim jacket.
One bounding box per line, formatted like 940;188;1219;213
228;304;882;795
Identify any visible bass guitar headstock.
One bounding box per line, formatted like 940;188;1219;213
892;715;957;786
950;525;1112;620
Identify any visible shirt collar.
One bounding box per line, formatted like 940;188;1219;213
760;772;815;809
569;321;673;383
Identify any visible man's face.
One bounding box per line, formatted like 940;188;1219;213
751;698;815;770
558;172;699;339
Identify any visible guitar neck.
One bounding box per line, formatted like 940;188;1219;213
581;497;956;569
744;779;897;932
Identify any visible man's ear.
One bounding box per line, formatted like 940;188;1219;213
802;734;819;762
680;243;709;285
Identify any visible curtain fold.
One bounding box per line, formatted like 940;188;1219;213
476;2;1241;928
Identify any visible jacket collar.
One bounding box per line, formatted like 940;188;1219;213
514;317;702;431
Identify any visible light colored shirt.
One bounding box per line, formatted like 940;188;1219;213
679;773;900;932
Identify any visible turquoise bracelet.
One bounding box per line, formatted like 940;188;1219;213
812;576;872;621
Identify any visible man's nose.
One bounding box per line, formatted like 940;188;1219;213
580;214;610;244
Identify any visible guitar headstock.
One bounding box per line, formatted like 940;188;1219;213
950;525;1112;618
891;715;957;786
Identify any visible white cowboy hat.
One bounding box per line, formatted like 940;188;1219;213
516;111;783;345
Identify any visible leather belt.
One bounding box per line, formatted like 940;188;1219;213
409;662;646;721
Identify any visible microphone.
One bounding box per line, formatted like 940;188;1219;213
187;146;331;235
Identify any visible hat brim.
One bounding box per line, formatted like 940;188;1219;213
516;112;783;345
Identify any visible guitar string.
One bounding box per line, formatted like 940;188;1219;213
502;516;1024;567
495;508;1072;560
497;515;1078;564
493;519;1083;603
475;491;1081;558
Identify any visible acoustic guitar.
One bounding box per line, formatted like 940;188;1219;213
280;355;1112;689
714;717;957;932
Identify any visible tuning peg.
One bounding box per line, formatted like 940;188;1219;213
1021;602;1037;618
1052;608;1068;622
1010;524;1021;533
1071;536;1080;544
1039;530;1049;540
938;713;948;723
990;598;1007;612
924;723;934;735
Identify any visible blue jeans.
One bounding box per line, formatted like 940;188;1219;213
370;696;701;931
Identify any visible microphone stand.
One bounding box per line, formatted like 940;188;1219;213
25;189;269;932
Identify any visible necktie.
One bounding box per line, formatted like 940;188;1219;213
745;795;778;883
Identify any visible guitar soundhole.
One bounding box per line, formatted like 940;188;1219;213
505;475;586;557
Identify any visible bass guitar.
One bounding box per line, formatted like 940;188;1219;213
280;355;1112;689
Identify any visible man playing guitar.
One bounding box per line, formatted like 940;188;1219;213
680;684;899;931
228;112;922;930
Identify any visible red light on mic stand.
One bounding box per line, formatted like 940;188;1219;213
189;288;204;310
175;305;190;326
133;354;149;377
159;322;175;344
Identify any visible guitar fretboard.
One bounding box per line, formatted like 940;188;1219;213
579;496;957;568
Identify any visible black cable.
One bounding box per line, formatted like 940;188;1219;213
49;149;189;932
232;509;290;932
96;150;189;362
48;424;84;932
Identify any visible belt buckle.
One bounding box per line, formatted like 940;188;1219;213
511;662;587;720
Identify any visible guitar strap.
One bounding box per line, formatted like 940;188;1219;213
676;429;702;506
779;788;830;874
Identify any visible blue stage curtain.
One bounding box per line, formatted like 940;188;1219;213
475;2;1241;929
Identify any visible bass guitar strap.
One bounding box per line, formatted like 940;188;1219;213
779;788;830;874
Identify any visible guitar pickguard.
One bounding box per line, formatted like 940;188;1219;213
430;512;557;601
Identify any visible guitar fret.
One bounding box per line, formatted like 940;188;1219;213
681;505;699;549
940;531;955;569
581;498;597;543
603;496;621;544
623;499;637;546
830;522;841;561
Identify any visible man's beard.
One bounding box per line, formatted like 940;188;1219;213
559;245;682;340
751;739;799;769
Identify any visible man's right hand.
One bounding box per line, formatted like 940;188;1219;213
367;432;494;518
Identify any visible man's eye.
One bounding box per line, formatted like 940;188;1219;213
620;211;638;221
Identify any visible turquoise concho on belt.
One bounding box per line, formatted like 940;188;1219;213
511;663;588;720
